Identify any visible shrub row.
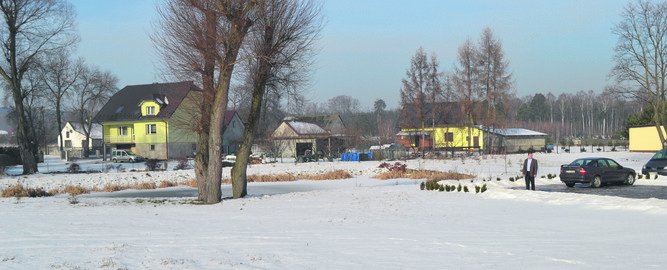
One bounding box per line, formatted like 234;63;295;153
421;181;487;193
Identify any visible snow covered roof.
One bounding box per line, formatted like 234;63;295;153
68;122;103;139
287;121;328;135
486;128;548;137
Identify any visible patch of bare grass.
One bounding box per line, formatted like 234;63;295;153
158;180;177;188
306;170;352;180
375;169;474;181
132;182;157;190
248;173;296;182
2;183;55;198
2;183;27;197
63;185;89;196
183;178;197;187
225;170;353;183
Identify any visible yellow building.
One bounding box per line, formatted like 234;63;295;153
629;125;666;152
398;102;484;151
94;81;200;160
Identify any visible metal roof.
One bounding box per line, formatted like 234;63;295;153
486;128;548;137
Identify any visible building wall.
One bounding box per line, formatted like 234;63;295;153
58;123;94;149
502;137;546;153
400;126;484;150
134;143;168;160
629;126;665;152
223;113;244;154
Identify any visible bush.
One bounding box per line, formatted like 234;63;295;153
481;184;487;193
438;185;444;192
475;185;481;193
509;177;515;182
420;182;425;190
457;184;462;192
638;174;643;179
378;162;407;173
463;186;469;192
174;157;190;170
67;163;81;173
145;159;162;171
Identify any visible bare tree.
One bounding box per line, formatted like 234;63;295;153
400;48;429;130
38;48;83;154
611;0;667;146
0;0;76;174
478;27;513;153
452;39;482;150
72;66;117;157
327;95;360;115
231;0;321;198
154;0;255;204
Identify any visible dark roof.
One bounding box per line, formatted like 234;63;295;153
400;102;474;128
224;110;238;127
94;81;199;122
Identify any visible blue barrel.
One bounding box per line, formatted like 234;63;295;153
340;153;347;161
367;151;373;160
351;152;359;161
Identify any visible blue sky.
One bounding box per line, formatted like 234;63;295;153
70;0;631;110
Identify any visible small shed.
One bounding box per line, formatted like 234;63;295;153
484;128;548;153
271;120;330;158
628;125;665;152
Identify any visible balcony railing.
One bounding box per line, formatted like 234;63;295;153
105;135;135;144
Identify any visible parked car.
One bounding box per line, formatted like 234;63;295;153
642;148;667;176
222;155;235;167
559;157;636;188
111;150;144;163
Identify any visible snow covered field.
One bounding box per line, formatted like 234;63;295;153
2;151;667;269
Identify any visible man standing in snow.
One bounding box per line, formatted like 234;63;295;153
522;152;538;190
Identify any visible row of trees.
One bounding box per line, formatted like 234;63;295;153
0;0;118;174
398;28;512;151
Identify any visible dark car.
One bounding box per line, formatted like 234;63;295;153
560;157;636;188
642;148;667;176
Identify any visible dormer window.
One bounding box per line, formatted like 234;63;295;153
147;106;156;116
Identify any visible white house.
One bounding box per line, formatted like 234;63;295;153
57;122;103;150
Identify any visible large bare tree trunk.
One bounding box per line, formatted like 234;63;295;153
204;5;253;203
12;86;38;174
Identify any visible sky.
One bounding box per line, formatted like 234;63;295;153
70;0;631;110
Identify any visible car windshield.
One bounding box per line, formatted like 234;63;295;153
651;150;667;160
569;159;594;166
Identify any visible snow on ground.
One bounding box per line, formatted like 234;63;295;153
2;150;667;269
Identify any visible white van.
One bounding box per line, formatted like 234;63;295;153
111;150;143;163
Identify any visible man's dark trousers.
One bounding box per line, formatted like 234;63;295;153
525;175;535;190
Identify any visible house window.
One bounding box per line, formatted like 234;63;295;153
147;106;156;116
65;132;70;139
150;144;156;151
146;124;157;134
64;140;72;148
119;126;128;136
191;143;197;152
444;132;454;142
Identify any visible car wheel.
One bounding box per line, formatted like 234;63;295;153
625;174;636;185
590;176;602;188
112;158;117;163
130;158;134;163
565;182;575;188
